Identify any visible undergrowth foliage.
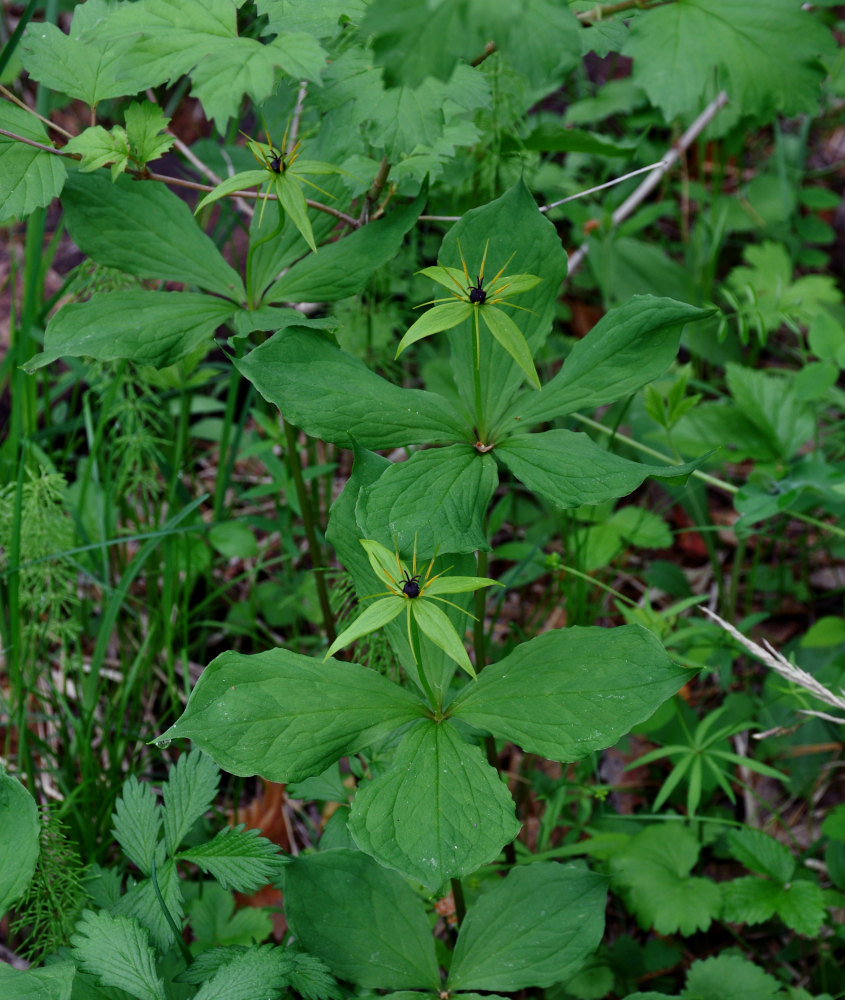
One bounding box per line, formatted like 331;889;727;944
1;1;845;998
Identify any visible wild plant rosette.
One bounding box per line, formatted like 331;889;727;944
325;538;501;678
396;239;543;389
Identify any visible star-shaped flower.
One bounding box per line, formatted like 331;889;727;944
325;538;501;678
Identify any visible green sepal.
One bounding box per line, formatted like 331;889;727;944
325;596;405;659
411;598;475;678
396;301;472;356
480;305;540;389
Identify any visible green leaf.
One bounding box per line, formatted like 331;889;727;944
177;825;286;892
396;301;472;355
123;101;174;166
448;862;606;990
682;954;781;1000
772;879;826;937
348;720;519;889
725;363;815;461
61;171;245;300
25;291;235;372
20;0;136;105
450;625;688;762
284;849;440;988
0;962;74;1000
609;825;720;936
157;647;426;782
623;0;835;121
357;446;497;557
425;575;501;596
0;765;40;917
502;123;635;156
719;876;782;927
439;181;568;431
195;169;271;213
64;125;130;178
277;172;318;252
412;599;475;678
266;190;425;303
497;430;700;510
368;79;450;159
726;828;794;883
235;326;469;449
480;305;540;389
0;103;67;223
191;945;295;1000
162;749;220;855
326;596;406;659
113;858;183;952
112;776;161;876
499;297;713;430
71;910;166;1000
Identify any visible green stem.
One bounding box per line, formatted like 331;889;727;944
472;308;486;443
473;548;488;672
408;611;439;711
450;876;466;925
150;854;193;967
245;199;285;308
282;420;336;643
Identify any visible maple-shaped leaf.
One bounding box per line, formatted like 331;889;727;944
623;0;835;122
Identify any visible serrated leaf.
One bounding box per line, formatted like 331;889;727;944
623;0;835;121
61;170;245;299
20;0;136;105
157;647;426;782
348;721;519;888
162;749;220;855
0;765;40;917
113;858;184;953
682;954;781;1000
25;291;235;372
609;825;720;936
64;125;130;176
448;862;605;990
284;849;439;988
177;825;286;892
0;962;75;1000
71;910;166;1000
450;626;688;763
192;945;292;1000
287;952;343;1000
111;777;161;876
726;827;794;883
235;326;469;449
0;103;67;223
124;101;173;166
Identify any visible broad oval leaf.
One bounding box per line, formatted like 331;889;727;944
285;848;439;989
348;721;520;890
0;765;40;918
235;326;470;449
0;105;67;223
450;625;689;762
447;862;606;990
25;291;235;371
157;647;426;782
497;428;701;509
0;962;74;1000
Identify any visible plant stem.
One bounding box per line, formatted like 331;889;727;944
471;309;486;443
282;420;336;643
150;855;193;967
473;548;489;672
245;200;285;308
408;612;439;711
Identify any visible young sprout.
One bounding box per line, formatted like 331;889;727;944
325;538;502;679
395;239;543;389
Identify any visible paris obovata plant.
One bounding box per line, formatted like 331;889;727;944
325;537;501;682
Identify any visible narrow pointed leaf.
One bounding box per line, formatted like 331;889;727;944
325;596;405;658
412;599;475;677
157;647;426;782
480;305;540;389
277;175;317;252
417;264;468;294
490;273;542;297
349;721;519;889
450;625;689;762
424;575;500;596
177;825;287;892
195;169;269;212
361;538;406;587
285;849;439;989
396;301;472;355
447;862;606;991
